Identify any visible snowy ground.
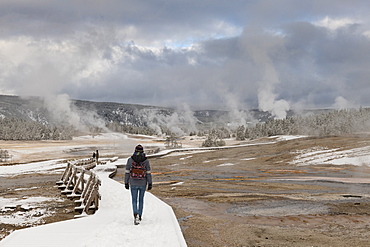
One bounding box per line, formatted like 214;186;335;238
0;134;339;236
3;133;370;246
0;159;66;177
0;196;63;226
290;145;370;167
0;133;189;246
0;160;187;247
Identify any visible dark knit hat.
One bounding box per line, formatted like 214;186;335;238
135;144;144;153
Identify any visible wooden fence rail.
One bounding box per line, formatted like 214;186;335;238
56;159;101;215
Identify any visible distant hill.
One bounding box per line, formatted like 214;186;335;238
2;94;363;141
0;94;297;132
0;95;49;123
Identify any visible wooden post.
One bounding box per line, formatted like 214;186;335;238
56;163;70;185
58;163;73;190
67;169;85;199
57;158;101;215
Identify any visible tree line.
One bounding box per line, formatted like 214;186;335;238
1;108;370;145
0;117;75;140
201;108;370;146
105;107;370;147
236;108;370;140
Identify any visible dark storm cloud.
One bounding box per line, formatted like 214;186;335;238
1;0;370;117
280;21;370;107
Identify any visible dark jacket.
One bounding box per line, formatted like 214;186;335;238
124;153;152;187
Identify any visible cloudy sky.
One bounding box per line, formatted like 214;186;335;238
0;0;370;117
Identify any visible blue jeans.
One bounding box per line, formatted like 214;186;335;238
130;185;146;216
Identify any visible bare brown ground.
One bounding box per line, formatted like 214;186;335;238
145;134;370;247
3;134;370;246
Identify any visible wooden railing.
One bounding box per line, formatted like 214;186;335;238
56;159;101;216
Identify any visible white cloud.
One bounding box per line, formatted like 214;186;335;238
314;16;358;30
0;1;370;111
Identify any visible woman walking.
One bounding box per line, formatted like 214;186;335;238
124;145;152;225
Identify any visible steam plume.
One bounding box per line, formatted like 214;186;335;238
241;28;290;119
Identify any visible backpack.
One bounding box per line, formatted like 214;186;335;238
130;161;147;179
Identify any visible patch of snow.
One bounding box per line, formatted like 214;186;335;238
13;187;39;191
240;158;255;161
0;196;61;208
291;146;370;166
0;208;53;226
0;160;67;177
172;182;184;186
217;163;235;167
271;135;307;141
0;197;64;226
128;134;159;140
179;156;192;160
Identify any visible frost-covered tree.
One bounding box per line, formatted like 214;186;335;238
0;117;74;140
202;129;226;147
236;125;246;141
0;148;10;162
240;108;370;140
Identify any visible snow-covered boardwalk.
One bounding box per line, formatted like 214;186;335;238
1;161;187;247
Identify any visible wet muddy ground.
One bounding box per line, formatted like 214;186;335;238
0;174;76;240
138;135;370;246
3;134;370;246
